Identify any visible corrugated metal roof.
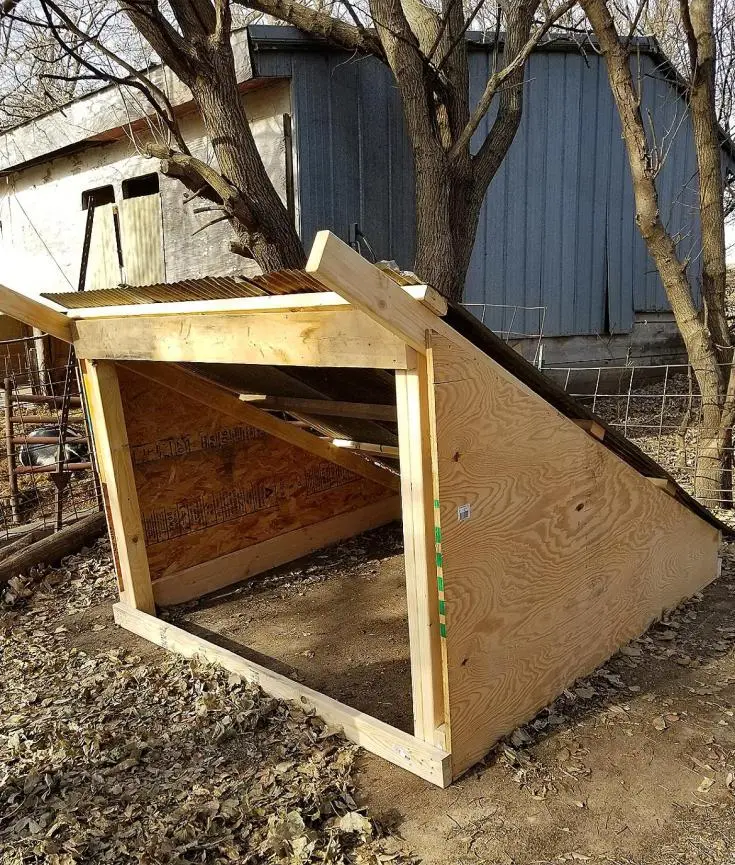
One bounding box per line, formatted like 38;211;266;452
42;269;327;309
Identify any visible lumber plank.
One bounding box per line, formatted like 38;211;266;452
113;602;452;787
648;477;677;496
306;232;440;354
574;419;606;441
152;496;402;605
80;360;155;613
0;283;72;343
429;331;721;778
396;349;446;744
65;285;444;319
332;440;400;458
245;396;398;422
119;362;400;493
71;308;410;369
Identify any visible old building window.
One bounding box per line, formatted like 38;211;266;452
82;185;114;210
122;173;160;199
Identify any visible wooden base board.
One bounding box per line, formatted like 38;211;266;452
153;495;402;605
113;602;451;787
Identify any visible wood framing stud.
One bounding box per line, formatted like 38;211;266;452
332;440;400;458
244;396;398;422
113;602;452;787
648;477;677;496
80;360;155;613
396;347;446;744
573;419;606;441
64;285;445;320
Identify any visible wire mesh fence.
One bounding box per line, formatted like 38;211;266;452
541;361;734;508
0;336;102;542
463;302;547;365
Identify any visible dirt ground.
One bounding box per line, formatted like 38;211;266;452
163;524;413;733
13;522;732;864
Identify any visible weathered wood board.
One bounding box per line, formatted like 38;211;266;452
429;332;721;778
116;364;397;592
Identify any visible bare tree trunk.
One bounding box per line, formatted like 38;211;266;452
120;0;305;274
582;0;730;505
191;47;305;271
688;0;731;364
413;157;478;301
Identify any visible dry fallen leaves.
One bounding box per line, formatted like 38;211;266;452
0;539;412;865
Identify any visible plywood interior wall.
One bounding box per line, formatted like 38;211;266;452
116;364;396;587
429;331;721;779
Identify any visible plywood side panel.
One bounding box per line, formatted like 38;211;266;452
153;496;401;605
429;332;721;778
116;364;396;586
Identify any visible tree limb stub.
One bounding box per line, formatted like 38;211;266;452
145;143;257;230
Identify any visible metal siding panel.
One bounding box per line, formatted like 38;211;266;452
542;52;566;335
591;57;614;335
522;52;549;332
356;62;392;259
465;50;491;309
606;73;634;334
326;55;361;243
504;66;529;331
283;41;706;337
577;52;605;335
561;53;583;335
387;79;416;267
292;54;334;251
290;51;414;266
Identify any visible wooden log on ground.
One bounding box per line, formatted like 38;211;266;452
0;512;107;583
0;525;55;560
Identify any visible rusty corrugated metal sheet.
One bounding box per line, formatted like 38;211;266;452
42;269;328;309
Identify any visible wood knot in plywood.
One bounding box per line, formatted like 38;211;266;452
452;451;461;462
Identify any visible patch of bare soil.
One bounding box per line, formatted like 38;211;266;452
0;541;413;865
163;524;412;733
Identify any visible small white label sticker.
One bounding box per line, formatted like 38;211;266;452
457;503;471;522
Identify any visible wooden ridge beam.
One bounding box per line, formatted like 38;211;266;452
0;283;72;343
113;602;452;786
242;395;397;422
306;232;442;354
72;308;409;369
119;361;401;493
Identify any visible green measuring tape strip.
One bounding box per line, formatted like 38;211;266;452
434;498;446;640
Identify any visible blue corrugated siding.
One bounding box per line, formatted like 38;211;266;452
254;36;725;338
257;48;415;265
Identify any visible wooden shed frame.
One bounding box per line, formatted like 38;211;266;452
0;231;723;788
